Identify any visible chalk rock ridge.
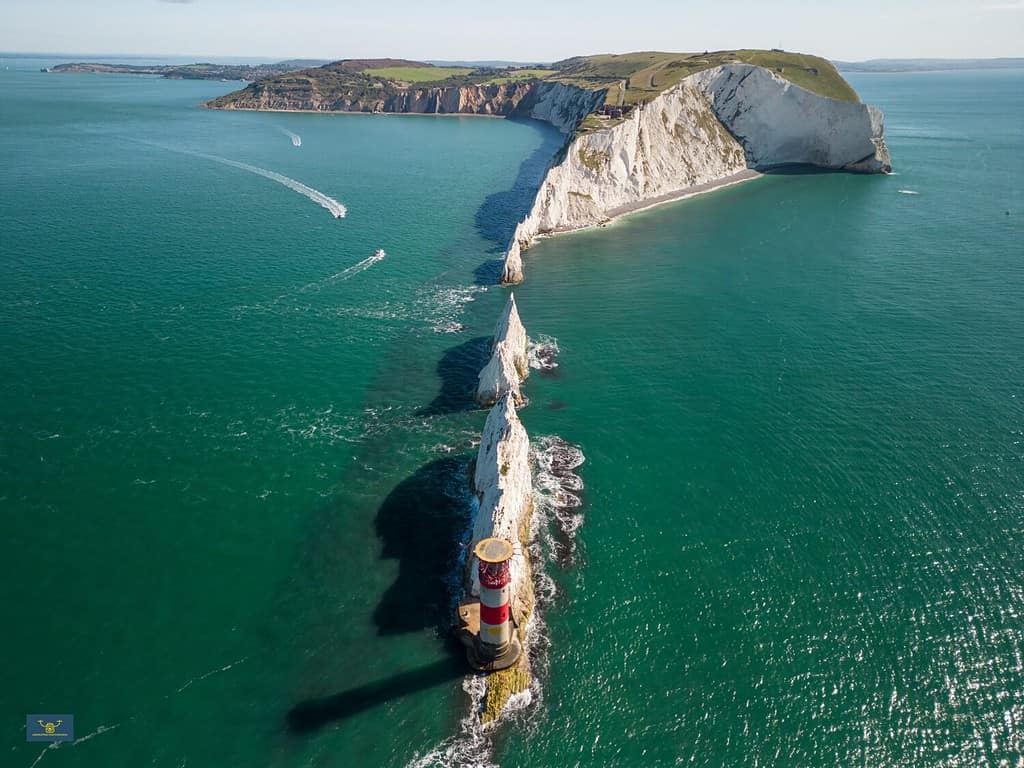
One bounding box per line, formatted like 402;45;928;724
475;293;529;406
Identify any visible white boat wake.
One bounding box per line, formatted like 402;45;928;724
328;249;385;282
128;139;345;218
899;189;920;195
210;155;345;217
279;127;302;147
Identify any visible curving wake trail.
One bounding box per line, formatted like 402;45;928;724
129;139;345;218
211;155;345;217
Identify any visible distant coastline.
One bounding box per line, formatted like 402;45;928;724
40;59;327;81
835;57;1024;73
198;105;505;119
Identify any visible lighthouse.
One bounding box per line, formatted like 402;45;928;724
465;537;521;671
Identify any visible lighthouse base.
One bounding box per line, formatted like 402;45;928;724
466;636;522;672
454;599;522;672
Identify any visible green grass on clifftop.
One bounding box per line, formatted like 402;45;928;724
552;50;859;106
205;50;861;121
362;66;473;82
481;68;558;85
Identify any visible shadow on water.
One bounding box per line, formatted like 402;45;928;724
474;256;506;286
284;458;474;734
373;457;473;636
472;118;566;285
417;336;491;416
286;656;466;733
757;163;849;176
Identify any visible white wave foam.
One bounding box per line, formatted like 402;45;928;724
28;723;123;768
406;675;498;768
532;436;587;563
527;335;560;371
899;189;920;195
278;127;302;147
416;284;486;334
277;402;405;446
174;656;248;694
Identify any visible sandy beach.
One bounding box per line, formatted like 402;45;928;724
603;168;763;221
530;168;764;242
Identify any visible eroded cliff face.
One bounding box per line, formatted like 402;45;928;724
695;64;891;172
208;79;604;127
505;81;747;265
475;294;529;406
500;64;891;283
470;393;534;626
467;302;537;724
525;82;607;133
211;80;531;114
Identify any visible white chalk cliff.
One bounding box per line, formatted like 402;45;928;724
526;81;608;134
501;63;891;284
470;393;534;626
475;293;529;406
694;64;891;172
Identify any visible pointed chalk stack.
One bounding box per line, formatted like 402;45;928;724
475;293;529;406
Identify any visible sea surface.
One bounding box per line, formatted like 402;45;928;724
2;59;1022;767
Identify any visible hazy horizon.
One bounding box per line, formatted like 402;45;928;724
2;0;1022;64
6;51;1024;66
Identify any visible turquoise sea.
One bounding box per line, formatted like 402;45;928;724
2;59;1022;767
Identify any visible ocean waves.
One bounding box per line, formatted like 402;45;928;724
527;335;560;372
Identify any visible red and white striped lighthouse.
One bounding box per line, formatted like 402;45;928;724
469;537;521;670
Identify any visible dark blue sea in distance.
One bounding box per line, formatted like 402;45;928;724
2;55;1022;767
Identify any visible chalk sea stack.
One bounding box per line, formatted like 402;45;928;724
467;392;535;720
475;293;529;407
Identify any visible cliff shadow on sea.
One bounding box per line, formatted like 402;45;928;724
756;164;849;176
372;456;474;635
417;336;491;416
286;657;465;732
284;456;474;732
473;119;567;285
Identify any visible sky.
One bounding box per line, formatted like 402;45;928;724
2;0;1022;62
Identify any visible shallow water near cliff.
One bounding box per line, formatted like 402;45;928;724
2;61;1023;767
